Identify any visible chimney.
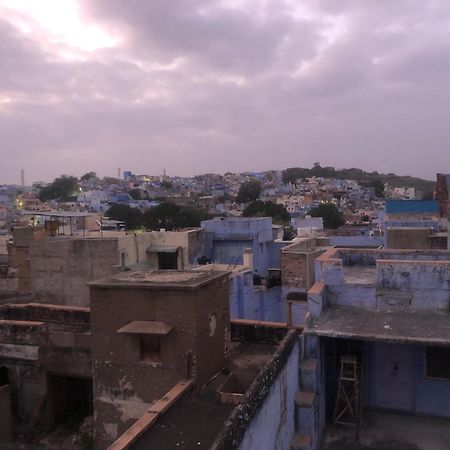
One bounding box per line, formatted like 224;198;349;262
243;248;253;270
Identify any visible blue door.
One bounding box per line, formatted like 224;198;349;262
373;343;413;411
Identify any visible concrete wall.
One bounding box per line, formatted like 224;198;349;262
364;342;450;418
0;303;91;429
229;270;253;319
0;384;13;440
415;346;450;417
281;248;326;292
251;286;283;322
377;260;450;311
30;238;120;307
386;228;433;249
384;219;439;232
329;235;384;248
144;230;205;270
201;218;275;277
236;338;299;450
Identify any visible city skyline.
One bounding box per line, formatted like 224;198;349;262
1;0;450;183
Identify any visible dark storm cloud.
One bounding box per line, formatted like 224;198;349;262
0;0;450;183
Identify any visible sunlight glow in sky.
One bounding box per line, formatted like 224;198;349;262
0;0;119;52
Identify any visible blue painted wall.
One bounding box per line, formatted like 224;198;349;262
364;342;450;417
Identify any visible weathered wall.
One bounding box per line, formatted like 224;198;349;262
211;331;299;450
364;342;450;418
0;303;91;427
0;384;13;440
377;260;450;311
386;228;433;249
201;218;275;277
281;244;326;292
117;233;154;267
414;346;450;417
236;338;298;450
251;286;284;322
229;270;253;319
30;238;120;306
90;275;229;449
329;235;384;248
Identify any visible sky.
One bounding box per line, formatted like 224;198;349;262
0;0;449;184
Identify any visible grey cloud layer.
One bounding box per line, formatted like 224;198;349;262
1;0;449;183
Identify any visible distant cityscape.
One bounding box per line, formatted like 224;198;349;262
0;163;437;237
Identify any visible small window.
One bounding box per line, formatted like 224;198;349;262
426;346;450;380
140;335;161;362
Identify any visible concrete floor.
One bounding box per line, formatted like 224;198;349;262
323;411;450;450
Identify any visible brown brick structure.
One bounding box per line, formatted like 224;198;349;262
89;270;230;449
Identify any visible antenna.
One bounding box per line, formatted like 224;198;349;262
21;169;25;187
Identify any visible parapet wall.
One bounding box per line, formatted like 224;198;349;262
314;248;450;312
211;330;299;450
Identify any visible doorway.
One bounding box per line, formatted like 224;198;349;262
47;374;93;427
373;343;413;412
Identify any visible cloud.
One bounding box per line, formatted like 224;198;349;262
0;0;450;184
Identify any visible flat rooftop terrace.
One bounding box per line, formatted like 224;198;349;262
306;306;450;345
88;270;229;290
324;410;450;450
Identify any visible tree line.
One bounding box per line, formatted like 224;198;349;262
106;202;212;230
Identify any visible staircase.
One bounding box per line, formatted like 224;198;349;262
291;338;320;450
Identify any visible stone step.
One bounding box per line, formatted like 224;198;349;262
291;432;312;450
295;391;316;433
300;358;318;391
304;335;318;358
295;391;315;407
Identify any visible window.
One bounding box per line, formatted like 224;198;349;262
140;335;162;362
158;252;178;270
426;346;450;380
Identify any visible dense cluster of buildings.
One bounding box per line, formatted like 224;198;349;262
0;167;430;232
0;172;449;450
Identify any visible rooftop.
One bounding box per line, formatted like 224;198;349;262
131;341;277;450
88;269;229;290
111;325;297;450
306;306;450;345
385;200;439;215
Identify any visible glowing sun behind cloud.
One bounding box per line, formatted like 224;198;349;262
0;0;120;53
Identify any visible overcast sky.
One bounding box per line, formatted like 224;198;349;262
0;0;449;184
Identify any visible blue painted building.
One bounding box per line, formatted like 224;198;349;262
384;200;441;234
201;217;286;277
298;248;450;449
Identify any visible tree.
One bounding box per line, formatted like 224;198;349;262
363;178;385;198
143;202;181;230
129;188;142;200
38;176;79;201
243;200;290;225
105;204;143;230
236;179;261;203
80;171;97;181
309;203;344;229
283;226;297;241
143;202;210;230
160;180;173;189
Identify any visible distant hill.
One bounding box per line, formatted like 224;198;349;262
282;166;435;196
